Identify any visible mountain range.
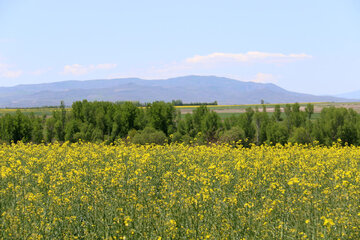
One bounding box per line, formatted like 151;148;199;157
0;75;354;107
336;90;360;100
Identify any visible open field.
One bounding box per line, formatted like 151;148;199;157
175;102;358;120
1;142;360;239
214;112;321;120
0;108;70;117
176;102;360;114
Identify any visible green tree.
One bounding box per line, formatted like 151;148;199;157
0;114;15;143
239;107;255;142
220;126;246;145
44;117;56;143
254;108;270;145
305;103;314;120
65;119;81;142
273;104;282;121
201;111;221;142
289;127;312;144
192;105;209;133
266;121;289;145
312;107;358;145
31;117;44;143
52;102;67;142
12;110;32;142
147;101;177;135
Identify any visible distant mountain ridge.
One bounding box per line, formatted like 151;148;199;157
337;90;360;100
0;75;352;107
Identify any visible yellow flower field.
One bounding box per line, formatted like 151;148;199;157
1;142;360;239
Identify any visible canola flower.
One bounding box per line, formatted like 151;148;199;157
1;141;360;239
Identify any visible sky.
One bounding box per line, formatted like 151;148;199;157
0;0;359;95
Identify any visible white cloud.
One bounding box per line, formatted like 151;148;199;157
123;51;311;79
249;73;278;83
63;63;117;75
95;63;117;70
63;64;89;75
31;67;52;76
109;51;311;82
2;70;22;78
186;52;312;64
0;63;22;78
0;63;9;71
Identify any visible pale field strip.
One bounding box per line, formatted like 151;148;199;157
0;102;359;115
177;102;360;114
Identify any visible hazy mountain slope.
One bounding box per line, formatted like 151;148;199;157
337;90;360;100
0;75;351;107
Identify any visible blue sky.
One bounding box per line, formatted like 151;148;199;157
0;0;359;95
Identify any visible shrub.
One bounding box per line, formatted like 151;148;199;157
289;127;312;144
219;126;246;144
132;127;167;145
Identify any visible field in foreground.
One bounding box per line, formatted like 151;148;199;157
1;142;360;239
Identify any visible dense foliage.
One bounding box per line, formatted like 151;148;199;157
0;100;360;146
1;142;360;239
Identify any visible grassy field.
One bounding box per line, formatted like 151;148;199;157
1;142;360;239
0;108;68;117
175;102;357;120
215;112;321;120
176;102;360;111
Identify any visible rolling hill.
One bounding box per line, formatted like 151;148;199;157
0;75;352;107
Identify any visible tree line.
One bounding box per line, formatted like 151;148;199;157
0;100;359;146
